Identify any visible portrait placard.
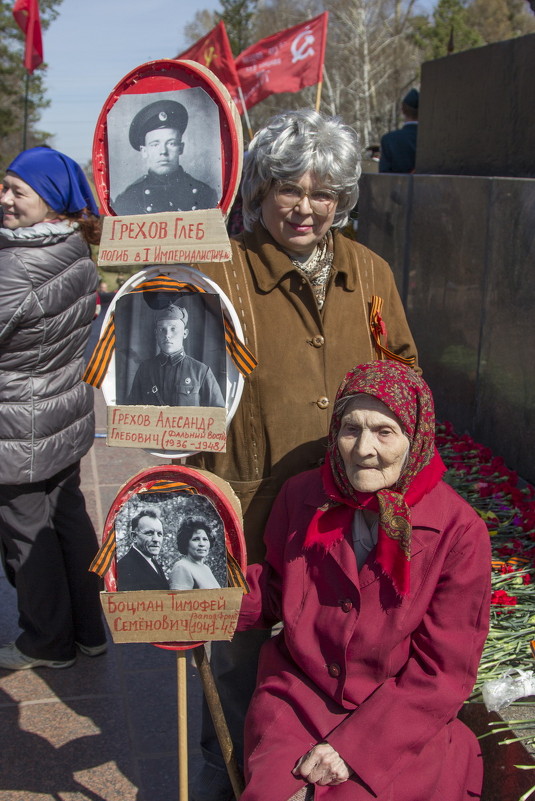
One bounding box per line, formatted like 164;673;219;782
98;209;232;268
89;265;248;458
92;59;243;217
107;405;226;453
96;465;247;650
101;589;244;644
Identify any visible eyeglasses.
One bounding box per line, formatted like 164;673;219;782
273;181;339;215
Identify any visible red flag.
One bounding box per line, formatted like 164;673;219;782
13;0;44;74
177;21;241;104
235;13;328;110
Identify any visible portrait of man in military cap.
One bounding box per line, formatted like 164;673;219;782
114;290;227;410
107;89;221;215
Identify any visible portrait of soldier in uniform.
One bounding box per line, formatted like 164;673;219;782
107;89;222;216
126;302;225;408
112;100;218;214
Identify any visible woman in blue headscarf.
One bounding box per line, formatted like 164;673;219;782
0;147;107;670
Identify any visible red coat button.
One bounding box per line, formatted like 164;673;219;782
328;663;341;677
340;599;353;612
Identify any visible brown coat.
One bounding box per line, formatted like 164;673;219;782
190;224;419;561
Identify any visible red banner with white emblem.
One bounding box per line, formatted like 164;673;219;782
176;21;241;105
235;12;328;111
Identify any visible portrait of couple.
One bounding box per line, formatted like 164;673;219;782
116;494;227;592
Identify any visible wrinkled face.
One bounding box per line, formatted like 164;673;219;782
156;318;188;355
337;395;410;493
133;515;164;559
140;128;183;175
260;170;338;256
0;173;53;229
187;529;211;561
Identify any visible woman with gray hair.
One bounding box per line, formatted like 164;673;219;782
242;109;360;235
189;109;419;801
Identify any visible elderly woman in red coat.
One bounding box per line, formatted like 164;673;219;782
238;361;491;801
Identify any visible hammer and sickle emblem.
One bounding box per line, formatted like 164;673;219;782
291;28;315;63
203;46;217;68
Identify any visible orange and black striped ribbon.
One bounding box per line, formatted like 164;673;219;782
84;315;116;388
90;528;117;577
83;276;257;388
369;295;416;367
492;556;530;571
507;556;530;568
89;479;249;591
226;552;250;593
89;480;199;576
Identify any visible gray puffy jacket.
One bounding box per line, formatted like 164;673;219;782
0;221;97;484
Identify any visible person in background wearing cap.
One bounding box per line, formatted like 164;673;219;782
379;88;419;174
112;99;219;215
127;302;225;407
0;146;107;670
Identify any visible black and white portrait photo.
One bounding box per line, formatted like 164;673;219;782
116;507;169;591
107;87;222;215
116;492;228;592
114;289;227;409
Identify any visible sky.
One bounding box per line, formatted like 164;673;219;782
39;0;221;166
38;0;436;167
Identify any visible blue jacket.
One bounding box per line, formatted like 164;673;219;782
379;122;418;173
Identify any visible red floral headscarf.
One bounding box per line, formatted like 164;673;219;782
304;362;446;596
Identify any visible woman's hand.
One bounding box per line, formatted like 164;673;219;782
292;743;353;786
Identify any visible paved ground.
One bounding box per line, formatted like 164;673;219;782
0;390;204;801
0;390;533;800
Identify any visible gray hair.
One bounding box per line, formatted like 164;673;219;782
242;109;361;231
131;507;161;533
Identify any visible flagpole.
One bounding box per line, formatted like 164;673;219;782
238;86;254;141
315;80;323;112
315;12;328;114
23;71;30;150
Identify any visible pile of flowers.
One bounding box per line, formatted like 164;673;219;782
437;422;535;800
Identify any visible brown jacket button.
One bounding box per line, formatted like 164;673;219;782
312;335;325;348
316;397;329;409
340;599;353;612
328;663;341;677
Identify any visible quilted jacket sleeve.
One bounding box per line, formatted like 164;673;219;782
0;250;32;342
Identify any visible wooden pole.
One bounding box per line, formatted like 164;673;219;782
193;644;245;799
315;80;323;113
177;651;189;801
238;86;254;142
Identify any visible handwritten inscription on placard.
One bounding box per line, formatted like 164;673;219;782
101;588;244;643
98;208;232;267
107;405;227;452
